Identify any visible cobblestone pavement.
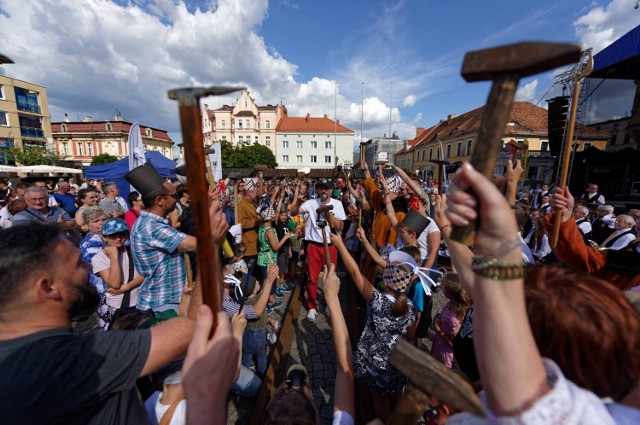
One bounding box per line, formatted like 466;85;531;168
227;271;448;424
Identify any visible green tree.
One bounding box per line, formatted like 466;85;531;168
90;153;119;166
5;146;64;166
218;141;277;168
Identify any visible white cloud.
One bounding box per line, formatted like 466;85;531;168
515;79;539;102
403;95;417;107
574;0;640;52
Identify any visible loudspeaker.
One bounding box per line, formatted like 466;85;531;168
547;96;569;157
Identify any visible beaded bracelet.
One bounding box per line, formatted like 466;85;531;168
473;262;528;280
471;234;521;269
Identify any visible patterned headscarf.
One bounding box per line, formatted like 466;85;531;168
243;178;258;191
385;175;403;193
383;251;443;295
260;207;276;222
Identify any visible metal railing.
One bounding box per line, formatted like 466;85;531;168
17;102;41;114
20;126;45;138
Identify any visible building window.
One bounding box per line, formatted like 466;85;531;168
466;140;472;155
265;136;270;147
0;85;3;99
583;142;592;150
238;136;243;143
456;142;462;156
310;155;317;163
540;141;549;151
244;100;248;107
221;120;226;129
106;123;112;131
310;141;317;149
221;135;227;141
325;141;331;149
282;155;289;163
245;119;250;128
296;155;303;163
162;147;168;156
87;142;94;156
255;136;259;144
61;123;67;132
282;140;289;149
527;166;538;180
77;142;84;156
446;144;451;158
296;141;303;149
623;133;630;144
146;128;152;137
324;155;331;163
429;148;433;160
266;120;271;129
61;142;68;156
0;112;7;126
609;134;617;145
237;120;242;129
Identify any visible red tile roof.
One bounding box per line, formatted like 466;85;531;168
276;115;353;133
415;102;607;147
51;121;172;141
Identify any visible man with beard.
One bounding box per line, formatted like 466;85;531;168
290;179;346;321
125;163;199;314
0;216;224;424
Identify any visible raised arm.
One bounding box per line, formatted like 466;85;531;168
329;232;374;302
446;163;547;416
392;164;428;204
356;227;387;267
323;264;355;419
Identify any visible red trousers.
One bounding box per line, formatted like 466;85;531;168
305;243;338;310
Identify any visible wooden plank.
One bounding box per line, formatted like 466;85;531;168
249;284;303;425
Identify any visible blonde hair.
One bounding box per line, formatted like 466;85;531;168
442;272;472;319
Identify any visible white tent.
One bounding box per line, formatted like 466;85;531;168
19;165;83;174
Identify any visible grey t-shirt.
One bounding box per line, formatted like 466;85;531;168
0;327;151;425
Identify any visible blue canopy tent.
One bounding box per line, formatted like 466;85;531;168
591;24;640;80
84;151;177;199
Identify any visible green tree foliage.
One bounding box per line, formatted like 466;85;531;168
90;153;120;166
5;146;63;166
217;140;277;168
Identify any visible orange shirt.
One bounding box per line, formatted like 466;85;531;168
361;177;405;248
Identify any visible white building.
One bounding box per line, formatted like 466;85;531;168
275;114;354;169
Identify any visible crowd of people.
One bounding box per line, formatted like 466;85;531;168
0;155;639;424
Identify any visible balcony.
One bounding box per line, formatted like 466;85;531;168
20;126;45;139
17;102;41;114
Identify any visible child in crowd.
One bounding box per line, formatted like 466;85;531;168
92;218;144;331
331;232;425;421
430;272;472;368
231;242;249;274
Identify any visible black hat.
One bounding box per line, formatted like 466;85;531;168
400;209;431;235
236;272;257;298
124;162;165;197
315;179;331;190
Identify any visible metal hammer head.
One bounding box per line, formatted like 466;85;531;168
360;139;372;147
316;204;334;214
168;86;245;106
461;42;581;82
317;220;327;228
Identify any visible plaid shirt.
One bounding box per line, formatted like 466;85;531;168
131;211;187;310
99;197;126;217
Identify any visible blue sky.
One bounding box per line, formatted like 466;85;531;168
1;0;638;149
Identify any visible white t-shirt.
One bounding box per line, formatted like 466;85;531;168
155;398;186;425
416;219;441;262
92;248;141;308
300;198;346;243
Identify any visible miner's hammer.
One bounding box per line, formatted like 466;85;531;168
449;42;581;245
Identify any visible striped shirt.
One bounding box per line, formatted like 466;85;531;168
221;293;258;320
131;211;187;310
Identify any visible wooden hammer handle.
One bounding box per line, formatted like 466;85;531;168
449;74;518;245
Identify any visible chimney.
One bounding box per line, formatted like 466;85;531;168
323;114;327;119
82;116;93;122
337;119;340;125
306;113;310;122
447;113;456;121
416;127;424;137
